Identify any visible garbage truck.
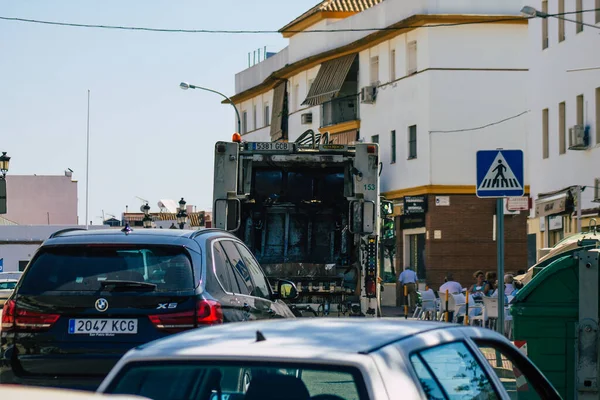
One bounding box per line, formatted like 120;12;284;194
212;130;382;317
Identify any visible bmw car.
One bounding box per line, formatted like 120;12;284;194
0;227;297;390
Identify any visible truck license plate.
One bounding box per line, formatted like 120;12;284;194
68;319;138;334
251;142;291;151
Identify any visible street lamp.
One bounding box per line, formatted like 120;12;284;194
179;82;242;135
177;197;188;230
521;6;600;30
142;203;153;229
0;152;11;179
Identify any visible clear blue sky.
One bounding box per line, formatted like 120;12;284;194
1;0;317;224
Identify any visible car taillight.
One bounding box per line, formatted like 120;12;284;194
1;300;60;332
149;300;223;333
366;279;376;297
1;299;15;331
197;300;223;326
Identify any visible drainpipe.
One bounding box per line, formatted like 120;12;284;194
576;185;582;233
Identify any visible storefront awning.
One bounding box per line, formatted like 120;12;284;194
535;192;569;217
270;81;287;142
302;53;357;106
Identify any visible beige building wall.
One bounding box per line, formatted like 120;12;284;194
3;175;78;225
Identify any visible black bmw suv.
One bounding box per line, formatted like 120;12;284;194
0;227;297;390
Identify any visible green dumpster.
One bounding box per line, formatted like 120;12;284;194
510;242;598;399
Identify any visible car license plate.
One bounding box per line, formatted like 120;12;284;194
250;142;292;151
68;319;138;335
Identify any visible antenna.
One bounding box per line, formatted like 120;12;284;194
135;196;150;204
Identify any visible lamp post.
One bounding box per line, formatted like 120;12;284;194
179;82;242;134
142;203;153;229
0;152;10;179
521;6;600;30
177;198;188;230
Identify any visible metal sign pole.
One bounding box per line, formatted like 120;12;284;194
497;198;505;336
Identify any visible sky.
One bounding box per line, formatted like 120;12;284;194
0;0;318;224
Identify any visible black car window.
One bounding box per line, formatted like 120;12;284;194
18;245;195;293
220;240;254;296
210;241;237;293
235;243;271;299
410;341;499;400
104;361;368;400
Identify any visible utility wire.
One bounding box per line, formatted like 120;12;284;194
429;110;530;133
0;9;597;35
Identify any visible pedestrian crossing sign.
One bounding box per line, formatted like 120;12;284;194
476;149;524;198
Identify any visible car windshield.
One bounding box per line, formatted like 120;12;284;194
18;245;195;293
104;361;368;400
0;281;17;290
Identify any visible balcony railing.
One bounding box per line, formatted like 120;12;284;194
321;94;359;128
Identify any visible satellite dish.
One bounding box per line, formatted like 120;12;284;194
140;205;147;212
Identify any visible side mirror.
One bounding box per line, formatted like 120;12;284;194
276;280;299;300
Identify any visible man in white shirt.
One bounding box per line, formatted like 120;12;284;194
439;273;463;295
398;266;419;313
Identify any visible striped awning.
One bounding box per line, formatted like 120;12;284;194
270;81;287;142
303;53;357;106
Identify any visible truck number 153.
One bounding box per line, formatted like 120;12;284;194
364;184;376;191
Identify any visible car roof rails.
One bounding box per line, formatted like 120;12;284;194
48;227;88;239
189;228;228;240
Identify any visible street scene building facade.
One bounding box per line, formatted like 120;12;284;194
526;0;600;262
228;0;530;291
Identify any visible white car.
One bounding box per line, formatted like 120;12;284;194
97;319;560;400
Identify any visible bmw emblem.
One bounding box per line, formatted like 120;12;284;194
95;298;109;312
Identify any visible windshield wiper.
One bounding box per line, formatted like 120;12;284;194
99;280;157;292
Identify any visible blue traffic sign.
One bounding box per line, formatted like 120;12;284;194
476;149;524;198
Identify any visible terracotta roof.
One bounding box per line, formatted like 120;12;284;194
280;0;384;33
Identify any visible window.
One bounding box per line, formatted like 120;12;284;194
242;111;248;134
264;102;270;127
542;1;548;49
410;342;499;399
371;134;379;144
18;260;29;272
252;104;257;131
294;84;300;112
559;102;566;154
408;125;417;159
577;94;584;126
370;56;379;85
0;281;17;290
220;240;253;296
597;87;600;144
576;0;583;33
407;41;417;75
17;246;195;293
558;0;565;42
594;178;600;201
105;362;368;400
475;342;544;399
390;130;396;164
542;108;549;159
235;243;271;299
390;49;396;81
211;241;237;293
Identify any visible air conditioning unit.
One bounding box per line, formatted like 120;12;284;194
568;125;589;150
360;85;377;104
593;178;600;203
300;113;313;124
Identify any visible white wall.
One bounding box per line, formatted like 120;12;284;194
527;0;600;210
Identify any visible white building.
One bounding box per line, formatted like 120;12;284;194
227;0;531;288
526;0;600;256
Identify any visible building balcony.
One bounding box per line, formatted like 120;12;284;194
320;94;359;128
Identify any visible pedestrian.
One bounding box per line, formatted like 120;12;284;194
398;266;419;313
439;273;462;295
